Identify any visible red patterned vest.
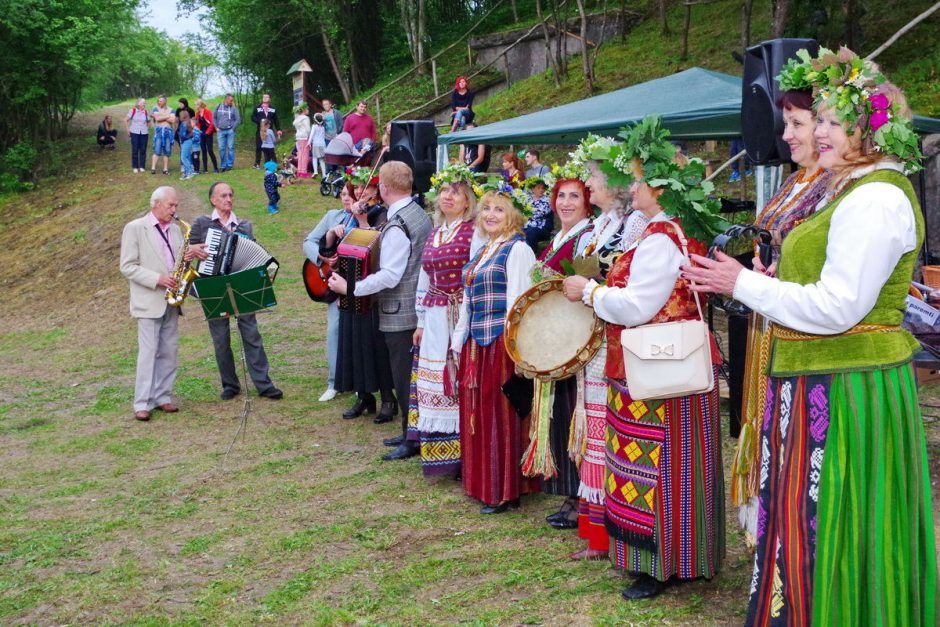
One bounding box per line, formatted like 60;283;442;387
604;219;707;379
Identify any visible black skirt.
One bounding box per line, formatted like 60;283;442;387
335;307;394;396
541;375;580;497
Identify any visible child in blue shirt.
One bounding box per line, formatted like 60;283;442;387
264;161;281;214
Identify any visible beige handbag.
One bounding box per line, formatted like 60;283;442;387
619;220;715;401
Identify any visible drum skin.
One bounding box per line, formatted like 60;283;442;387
505;278;604;381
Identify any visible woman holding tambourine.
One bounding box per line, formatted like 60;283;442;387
563;116;727;600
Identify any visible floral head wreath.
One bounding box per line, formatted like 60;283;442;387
568;133;618;170
602;115;728;241
426;163;478;201
543;160;589;188
777;46;922;172
344;166;378;188
472;178;534;219
521;175;548;190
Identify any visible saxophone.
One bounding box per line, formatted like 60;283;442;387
165;215;200;307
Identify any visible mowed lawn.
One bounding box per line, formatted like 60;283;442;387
1;114;938;625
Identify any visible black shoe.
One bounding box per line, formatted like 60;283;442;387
621;575;669;600
220;388;240;400
548;516;578;530
381;441;419;461
383;434;405;447
373;399;398;424
480;498;520;515
253;164;260;169
260;387;283;399
342;395;376;419
214;168;220;173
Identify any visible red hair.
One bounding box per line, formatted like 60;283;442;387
454;76;469;90
550;179;592;216
777;90;813;112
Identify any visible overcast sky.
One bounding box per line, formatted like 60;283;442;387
140;1;225;95
140;1;207;39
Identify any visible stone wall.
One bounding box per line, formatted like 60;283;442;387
469;12;636;85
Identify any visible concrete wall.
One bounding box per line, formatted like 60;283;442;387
470;12;635;85
919;134;940;267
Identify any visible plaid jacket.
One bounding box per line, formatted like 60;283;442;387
464;233;524;346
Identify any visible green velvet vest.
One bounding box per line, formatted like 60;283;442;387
770;168;923;376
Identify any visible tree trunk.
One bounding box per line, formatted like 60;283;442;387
417;0;427;73
551;0;567;77
740;0;755;49
575;0;593;92
536;0;561;88
660;0;670;35
321;25;351;103
510;0;519;22
771;0;790;38
843;0;862;50
680;2;692;60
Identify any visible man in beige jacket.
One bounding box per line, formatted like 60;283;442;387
120;186;205;421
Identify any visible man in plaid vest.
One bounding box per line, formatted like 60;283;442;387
329;161;432;460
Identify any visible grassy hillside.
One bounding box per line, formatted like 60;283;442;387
474;0;940;123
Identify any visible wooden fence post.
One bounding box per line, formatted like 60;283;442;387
375;96;381;126
432;59;439;98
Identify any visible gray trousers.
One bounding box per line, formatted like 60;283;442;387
208;313;275;394
382;329;416;437
326;300;339;389
134;308;179;411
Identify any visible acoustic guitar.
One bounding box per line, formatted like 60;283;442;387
302;258;338;303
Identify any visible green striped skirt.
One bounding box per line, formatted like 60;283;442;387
745;364;936;626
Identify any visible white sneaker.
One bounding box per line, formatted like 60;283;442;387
318;388;337;402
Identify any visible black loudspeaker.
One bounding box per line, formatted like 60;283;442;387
742;38;818;165
388;120;438;194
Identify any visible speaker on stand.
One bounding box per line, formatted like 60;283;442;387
387;120;438;195
726;39;818;438
741;38;819;165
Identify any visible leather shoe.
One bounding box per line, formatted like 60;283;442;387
134;410;151;421
383;434;405;447
621;574;669;600
480;498;520;515
343;395;376;419
220;388;240;400
548;516;578;530
158;403;178;413
382;441;419;461
260;387;283;400
374;399;398;424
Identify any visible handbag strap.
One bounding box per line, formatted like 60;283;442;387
660;219;706;324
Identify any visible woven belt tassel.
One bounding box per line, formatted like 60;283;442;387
521;379;557;478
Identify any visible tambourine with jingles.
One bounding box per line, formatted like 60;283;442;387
504;278;605;381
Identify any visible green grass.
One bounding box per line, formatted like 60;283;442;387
0;11;938;623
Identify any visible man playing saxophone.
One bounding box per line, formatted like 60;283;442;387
120;186;207;421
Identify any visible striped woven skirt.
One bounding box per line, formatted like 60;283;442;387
606;374;724;581
458;336;540;505
745;365;936;626
577;342;610;551
406;307;461;477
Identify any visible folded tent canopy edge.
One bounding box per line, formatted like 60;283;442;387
437;66;940;146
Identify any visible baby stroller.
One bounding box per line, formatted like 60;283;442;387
320;132;377;197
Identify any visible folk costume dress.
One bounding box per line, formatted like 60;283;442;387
574;208;648;552
452;233;539;506
732;163;936;626
733;167;832;544
335;204;396;403
407;219;482;476
525;218;594;495
587;213;724;582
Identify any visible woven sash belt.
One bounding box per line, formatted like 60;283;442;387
771;323;901;341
